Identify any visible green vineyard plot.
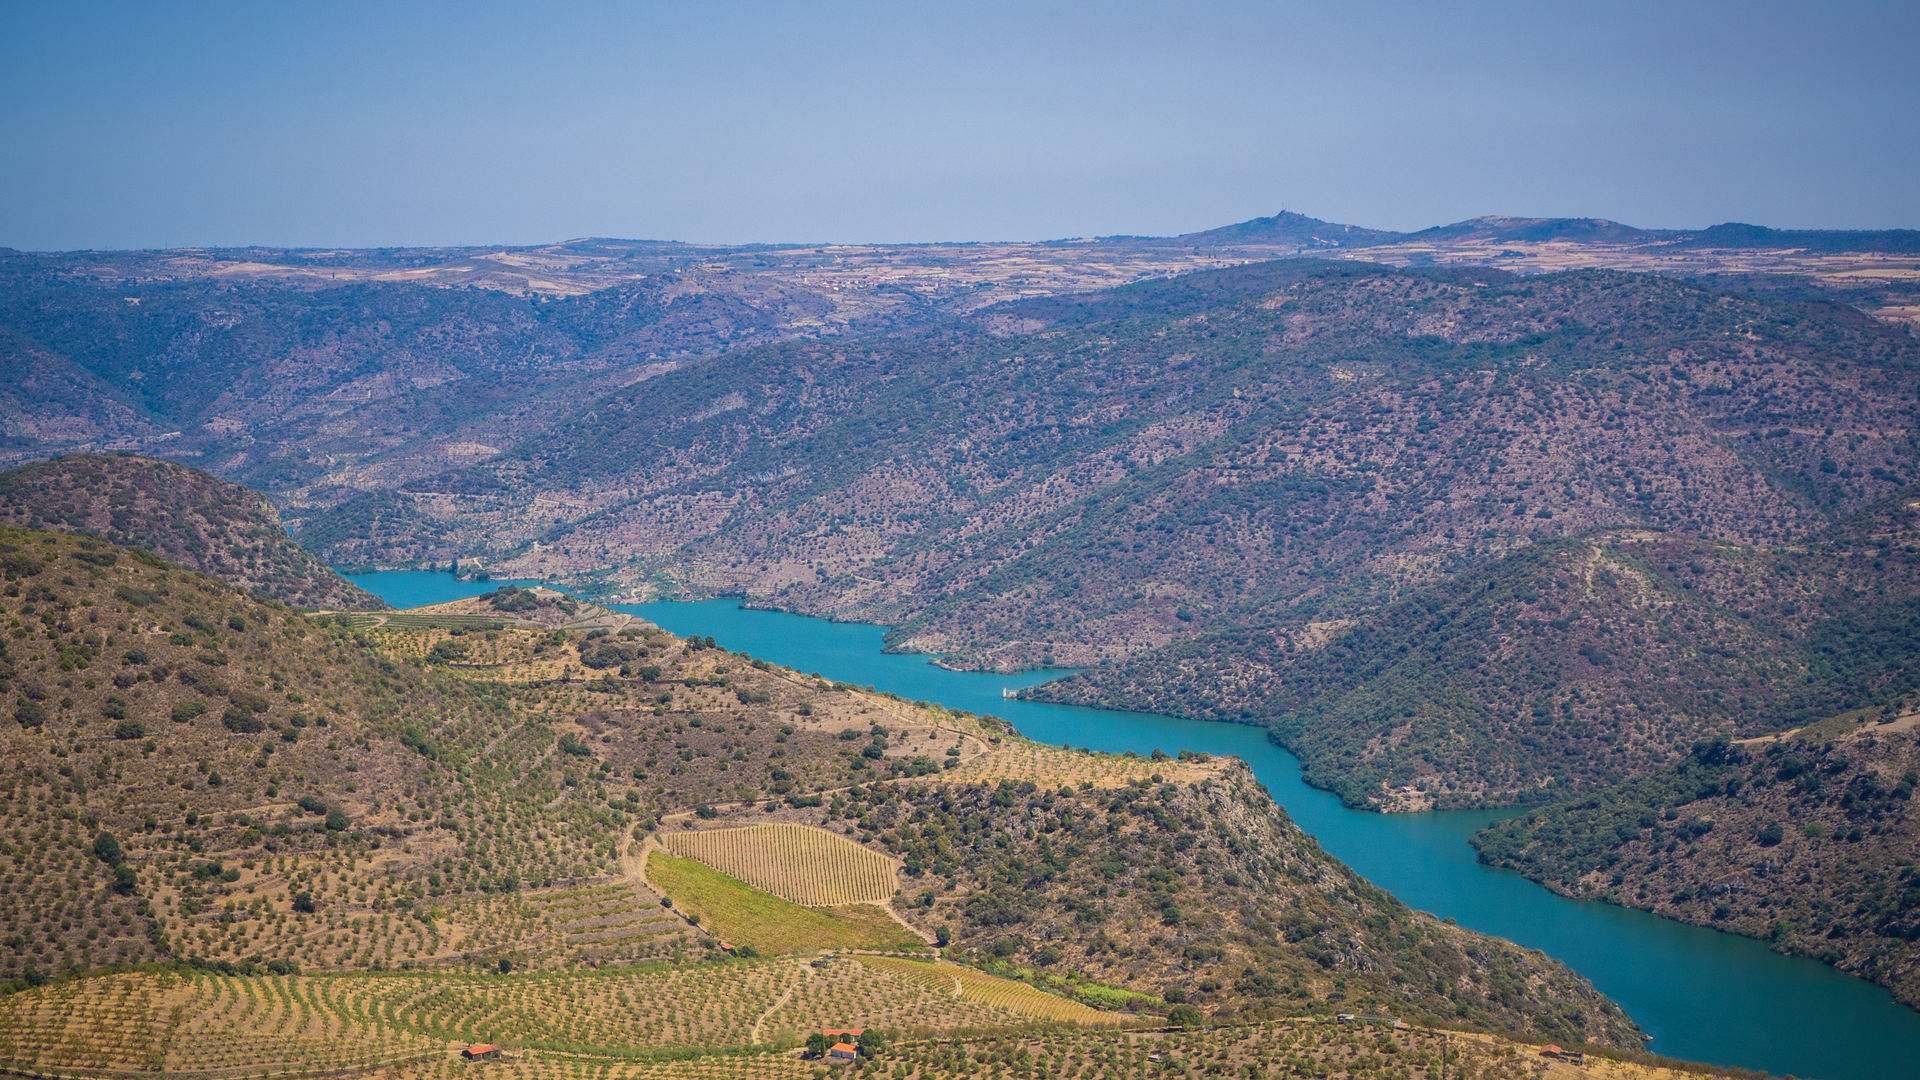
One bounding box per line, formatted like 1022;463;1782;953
645;852;924;955
660;823;899;906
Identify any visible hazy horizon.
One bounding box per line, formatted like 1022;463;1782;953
3;1;1917;250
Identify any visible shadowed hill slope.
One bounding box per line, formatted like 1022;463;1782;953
0;454;385;610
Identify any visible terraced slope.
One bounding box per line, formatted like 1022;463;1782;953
0;454;384;610
643;852;922;955
0;968;1708;1080
0;959;1053;1073
858;956;1127;1026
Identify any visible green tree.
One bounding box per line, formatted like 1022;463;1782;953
92;831;124;866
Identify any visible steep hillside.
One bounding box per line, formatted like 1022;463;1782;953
0;264;837;497
1472;707;1920;1010
0;454;385;610
876;763;1636;1045
0;224;1425;496
1034;493;1920;809
0;527;1639;1054
307;261;1919;678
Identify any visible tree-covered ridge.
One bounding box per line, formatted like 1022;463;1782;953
1471;708;1920;1010
1033;491;1920;809
0;454;386;610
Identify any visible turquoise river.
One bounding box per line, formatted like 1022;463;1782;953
349;571;1920;1080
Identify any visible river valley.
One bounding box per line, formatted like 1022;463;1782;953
349;571;1920;1080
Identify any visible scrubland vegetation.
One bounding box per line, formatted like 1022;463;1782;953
10;221;1916;1072
241;256;1920;826
1474;703;1920;1008
1043;495;1920;809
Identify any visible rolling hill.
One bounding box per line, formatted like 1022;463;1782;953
0;454;385;610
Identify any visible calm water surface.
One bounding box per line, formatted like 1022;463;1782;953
347;573;1920;1080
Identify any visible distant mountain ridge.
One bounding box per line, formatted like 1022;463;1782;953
1409;215;1920;254
1160;211;1402;249
1161;211;1920;254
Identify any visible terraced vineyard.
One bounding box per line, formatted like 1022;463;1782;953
660;824;898;906
0;972;443;1076
0;966;1705;1080
439;881;694;968
755;956;1048;1040
867;1022;1650;1080
937;736;1223;789
644;853;924;955
528;882;693;965
0;960;1076;1075
856;956;1130;1027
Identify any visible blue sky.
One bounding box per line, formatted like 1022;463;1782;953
2;1;1915;249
